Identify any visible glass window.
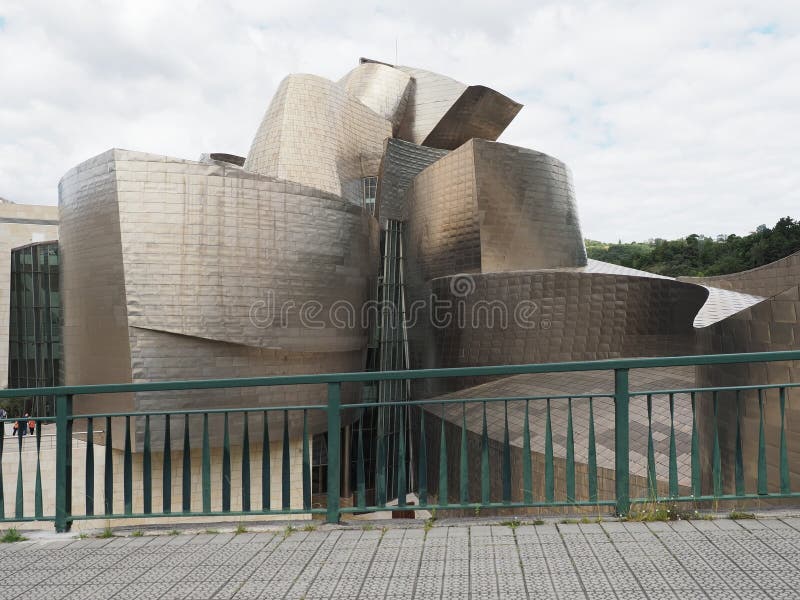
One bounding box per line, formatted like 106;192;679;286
362;176;377;216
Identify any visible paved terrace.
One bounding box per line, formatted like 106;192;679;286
2;516;800;599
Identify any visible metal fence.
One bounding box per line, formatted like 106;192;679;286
0;350;798;532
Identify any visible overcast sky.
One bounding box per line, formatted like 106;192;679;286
1;0;798;242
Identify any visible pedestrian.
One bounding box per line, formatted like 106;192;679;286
27;416;35;436
0;407;6;421
11;420;18;436
18;414;28;437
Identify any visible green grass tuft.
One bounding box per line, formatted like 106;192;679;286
0;528;26;543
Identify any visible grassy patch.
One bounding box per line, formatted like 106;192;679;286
301;524;317;532
205;529;219;534
131;530;144;537
729;510;756;520
361;523;375;531
532;519;545;526
234;522;248;535
283;525;296;538
168;529;180;536
500;518;522;530
97;526;116;539
0;528;26;543
627;502;713;522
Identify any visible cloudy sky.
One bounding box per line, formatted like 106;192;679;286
1;0;798;241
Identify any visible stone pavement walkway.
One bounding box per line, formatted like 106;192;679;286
1;517;799;599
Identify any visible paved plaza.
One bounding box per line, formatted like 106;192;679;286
1;517;799;599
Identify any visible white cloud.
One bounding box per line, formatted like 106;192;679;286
0;0;798;241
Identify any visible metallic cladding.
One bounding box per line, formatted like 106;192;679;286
679;250;800;299
696;285;800;493
404;139;587;285
422;85;523;150
244;74;392;205
60;149;379;443
338;62;412;134
375;138;449;221
406;271;707;398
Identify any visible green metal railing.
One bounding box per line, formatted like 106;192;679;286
0;350;798;531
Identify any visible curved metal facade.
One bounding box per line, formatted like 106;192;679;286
60;149;378;440
680;250;800;299
244;74;392;205
405;139;587;285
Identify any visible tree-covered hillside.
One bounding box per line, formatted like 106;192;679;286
586;217;800;278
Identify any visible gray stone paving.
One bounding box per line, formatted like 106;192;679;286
1;518;800;599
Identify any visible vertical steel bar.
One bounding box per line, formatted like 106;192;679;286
182;414;191;512
55;394;73;532
163;414;171;514
502;401;511;503
439;403;448;505
780;387;790;494
669;393;678;498
523;399;533;504
545;398;554;503
588;398;597;504
357;415;366;509
691;392;701;497
647;394;656;499
222;412;231;512
302;410;311;511
282;410;290;511
326;383;342;524
202;413;211;513
0;423;4;517
614;369;630;516
757;389;767;495
713;391;722;497
417;410;427;506
85;417;94;516
397;402;407;507
34;420;42;519
124;416;132;515
105;416;113;515
566;397;575;503
459;403;468;505
15;421;23;519
143;415;152;514
481;402;490;505
735;390;744;496
262;412;271;511
242;412;251;512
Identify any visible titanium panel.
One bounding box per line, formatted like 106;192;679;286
696;286;800;492
374;138;448;221
404;140;587;285
395;66;466;146
679;250;800;299
59;149;379;441
244;74;392;205
422;85;522;150
338;62;411;134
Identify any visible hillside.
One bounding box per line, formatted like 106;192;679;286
586;216;800;278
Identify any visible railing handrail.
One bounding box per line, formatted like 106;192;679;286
1;350;799;399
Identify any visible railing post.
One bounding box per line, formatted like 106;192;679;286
55;394;73;532
326;383;341;524
614;369;630;516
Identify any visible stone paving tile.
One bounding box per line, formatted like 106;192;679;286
2;519;800;598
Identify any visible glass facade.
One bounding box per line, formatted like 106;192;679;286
362;176;377;215
8;241;61;415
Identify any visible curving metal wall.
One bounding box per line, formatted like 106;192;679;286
60;149;379;442
679;251;800;299
244;74;392;206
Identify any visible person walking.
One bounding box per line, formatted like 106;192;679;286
27;416;35;436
